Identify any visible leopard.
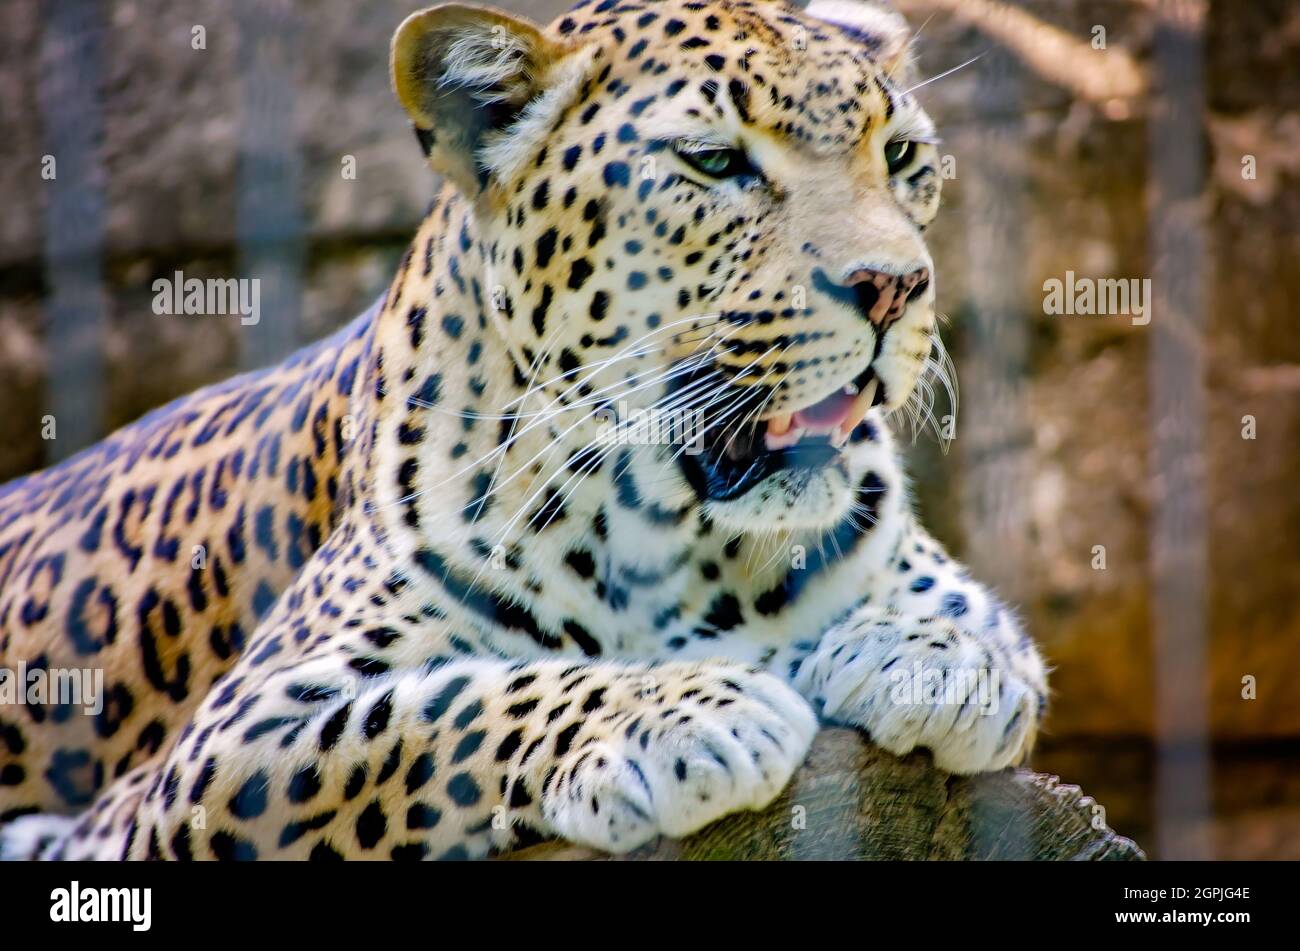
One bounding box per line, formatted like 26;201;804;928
0;0;1047;861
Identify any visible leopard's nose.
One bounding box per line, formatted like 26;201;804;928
843;266;930;331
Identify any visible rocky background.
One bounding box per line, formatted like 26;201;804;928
0;0;1296;858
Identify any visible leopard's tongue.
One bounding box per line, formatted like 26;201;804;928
796;388;857;427
765;378;879;450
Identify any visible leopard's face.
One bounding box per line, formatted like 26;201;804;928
395;0;942;532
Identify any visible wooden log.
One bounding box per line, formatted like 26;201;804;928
503;728;1145;861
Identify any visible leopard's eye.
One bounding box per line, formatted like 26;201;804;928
675;145;754;180
884;139;917;176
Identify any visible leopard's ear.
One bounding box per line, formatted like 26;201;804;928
797;1;916;81
391;4;590;196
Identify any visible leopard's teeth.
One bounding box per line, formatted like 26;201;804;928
764;425;805;451
767;413;794;436
842;382;859;396
836;378;880;440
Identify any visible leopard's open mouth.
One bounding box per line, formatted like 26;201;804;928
678;363;886;502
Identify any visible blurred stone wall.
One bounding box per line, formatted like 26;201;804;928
0;0;576;478
1;0;1297;854
887;0;1300;857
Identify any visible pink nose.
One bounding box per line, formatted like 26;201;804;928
842;266;930;331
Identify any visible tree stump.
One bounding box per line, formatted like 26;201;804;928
504;728;1145;861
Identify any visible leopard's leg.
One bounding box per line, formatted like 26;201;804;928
0;814;76;860
783;522;1048;775
28;657;815;860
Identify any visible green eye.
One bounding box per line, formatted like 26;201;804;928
676;145;753;179
884;139;916;175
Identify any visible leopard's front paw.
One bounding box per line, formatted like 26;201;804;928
540;665;816;853
797;613;1041;774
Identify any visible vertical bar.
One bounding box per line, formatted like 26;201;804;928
38;0;108;463
1147;0;1212;861
236;0;305;369
956;47;1032;858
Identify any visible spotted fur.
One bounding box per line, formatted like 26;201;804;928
1;0;1045;861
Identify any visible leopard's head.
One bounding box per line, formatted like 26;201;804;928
393;0;942;532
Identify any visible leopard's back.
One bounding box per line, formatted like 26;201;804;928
0;310;372;820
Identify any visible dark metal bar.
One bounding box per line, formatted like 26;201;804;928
236;0;305;369
1147;0;1212;861
956;46;1032;860
38;0;108;463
